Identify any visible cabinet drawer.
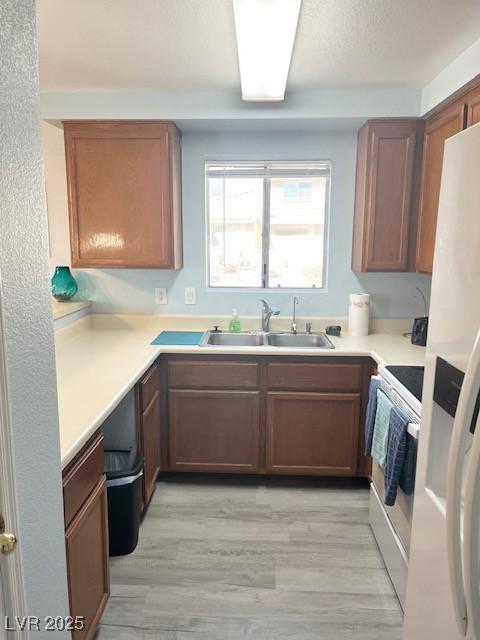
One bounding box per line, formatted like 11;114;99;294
63;434;104;529
168;360;259;389
140;362;159;411
267;362;362;391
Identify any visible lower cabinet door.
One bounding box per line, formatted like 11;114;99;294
141;390;161;506
266;392;360;476
65;477;110;640
169;389;261;472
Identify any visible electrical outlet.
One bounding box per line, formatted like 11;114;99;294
184;287;196;305
155;287;168;305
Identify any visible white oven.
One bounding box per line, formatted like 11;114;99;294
368;365;421;611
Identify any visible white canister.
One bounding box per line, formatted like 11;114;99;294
348;293;370;337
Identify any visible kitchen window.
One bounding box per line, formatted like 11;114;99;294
206;161;330;289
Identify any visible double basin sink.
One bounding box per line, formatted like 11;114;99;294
200;331;335;349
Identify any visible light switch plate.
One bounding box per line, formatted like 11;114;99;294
184;287;196;305
155;287;168;305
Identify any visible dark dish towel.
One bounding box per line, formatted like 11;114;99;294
384;405;409;506
365;378;381;456
399;432;417;495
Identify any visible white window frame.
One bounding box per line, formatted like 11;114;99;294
205;160;331;291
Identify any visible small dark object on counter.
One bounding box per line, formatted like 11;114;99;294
325;325;342;336
411;316;428;346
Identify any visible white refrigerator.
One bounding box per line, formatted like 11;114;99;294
403;123;480;639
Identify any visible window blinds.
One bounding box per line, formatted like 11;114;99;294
205;161;331;179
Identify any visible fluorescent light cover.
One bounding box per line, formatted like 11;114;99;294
233;0;301;102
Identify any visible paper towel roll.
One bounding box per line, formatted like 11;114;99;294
348;293;370;337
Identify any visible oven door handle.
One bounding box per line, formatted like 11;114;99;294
375;375;420;437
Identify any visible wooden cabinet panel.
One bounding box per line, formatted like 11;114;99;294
267;362;361;391
169;389;261;472
140;362;160;411
415;101;467;273
140;390;161;505
352;119;424;272
467;85;480;127
266;392;360;476
168;359;259;389
63;434;104;529
164;355;371;478
65;477;109;640
64;121;182;269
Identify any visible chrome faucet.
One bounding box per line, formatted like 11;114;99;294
291;296;299;334
260;299;280;332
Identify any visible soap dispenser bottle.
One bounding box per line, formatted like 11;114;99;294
229;309;241;332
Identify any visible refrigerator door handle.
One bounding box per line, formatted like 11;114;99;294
463;409;480;640
446;329;480;637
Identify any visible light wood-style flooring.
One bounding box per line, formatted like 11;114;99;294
98;476;402;639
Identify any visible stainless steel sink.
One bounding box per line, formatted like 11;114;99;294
201;331;266;347
267;332;335;349
200;330;335;349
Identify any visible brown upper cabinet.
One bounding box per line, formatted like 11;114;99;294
415;101;466;273
352;119;424;272
352;78;480;275
64;121;182;269
467;85;480;127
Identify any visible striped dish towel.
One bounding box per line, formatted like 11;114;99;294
365;377;381;456
371;390;393;467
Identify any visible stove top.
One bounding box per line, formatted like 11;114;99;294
385;365;425;403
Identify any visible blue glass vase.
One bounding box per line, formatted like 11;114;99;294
51;266;78;301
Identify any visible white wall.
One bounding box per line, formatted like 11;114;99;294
422;36;480;114
43;122;71;266
40;86;421;122
44;124;431;320
0;1;70;633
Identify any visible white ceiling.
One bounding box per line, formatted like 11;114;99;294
37;0;480;92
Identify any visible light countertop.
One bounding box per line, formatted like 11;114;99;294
55;314;425;469
52;299;91;320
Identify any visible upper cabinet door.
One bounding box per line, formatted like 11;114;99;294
352;119;424;272
64;121;183;269
415;102;466;274
467;85;480;127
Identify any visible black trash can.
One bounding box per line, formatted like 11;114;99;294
104;446;143;556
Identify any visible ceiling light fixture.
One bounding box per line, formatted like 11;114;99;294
232;0;301;102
